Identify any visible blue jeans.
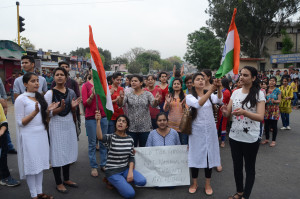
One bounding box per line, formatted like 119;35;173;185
281;113;290;127
85;118;108;168
10;89;14;104
107;168;146;199
293;92;298;106
178;132;188;145
6;129;15;151
127;132;149;147
107;120;116;135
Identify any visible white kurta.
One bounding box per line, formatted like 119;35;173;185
186;94;222;169
44;90;78;167
15;94;50;179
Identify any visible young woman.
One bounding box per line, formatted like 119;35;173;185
261;77;281;147
216;78;232;148
291;77;298;109
82;66;108;177
15;72;58;199
158;72;169;112
221;66;265;199
96;112;146;198
184;75;193;94
146;112;181;146
186;73;222;195
279;77;293;130
44;67;81;193
201;69;213;90
108;72;124;135
118;75;161;147
144;75;162;129
163;78;187;145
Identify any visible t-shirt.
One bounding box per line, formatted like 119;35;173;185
229;88;266;143
13;75;47;94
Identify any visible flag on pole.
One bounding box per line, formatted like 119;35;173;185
215;8;240;78
89;25;114;120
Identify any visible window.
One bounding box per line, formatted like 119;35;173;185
272;63;278;68
260;63;265;72
276;42;283;50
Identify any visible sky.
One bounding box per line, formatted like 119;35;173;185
0;0;210;59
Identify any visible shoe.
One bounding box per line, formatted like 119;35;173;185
0;176;20;187
63;181;78;188
188;184;198;194
8;149;17;154
91;168;98;177
280;127;287;130
286;126;291;130
56;187;68;194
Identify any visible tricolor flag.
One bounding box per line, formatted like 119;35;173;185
215;8;240;78
89;25;114;120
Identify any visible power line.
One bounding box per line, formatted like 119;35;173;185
0;0;143;9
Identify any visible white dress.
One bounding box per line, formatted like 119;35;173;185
15;94;50;180
44;90;78;167
186;94;222;169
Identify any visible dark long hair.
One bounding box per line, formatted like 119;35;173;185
201;69;213;84
190;72;205;121
171;77;185;102
241;66;261;109
221;77;231;94
23;72;48;130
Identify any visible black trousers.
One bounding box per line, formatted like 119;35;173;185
52;164;70;185
229;138;260;199
264;119;278;141
190;156;212;179
0;130;10;180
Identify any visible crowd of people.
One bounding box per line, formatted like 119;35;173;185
0;55;299;199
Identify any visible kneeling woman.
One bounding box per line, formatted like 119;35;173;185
96;112;146;199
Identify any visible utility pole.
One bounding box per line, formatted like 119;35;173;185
16;1;20;45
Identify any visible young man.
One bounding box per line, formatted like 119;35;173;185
13;55;48;100
275;70;282;87
45;71;54;90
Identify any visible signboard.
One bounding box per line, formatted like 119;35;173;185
270;53;300;64
134;145;190;187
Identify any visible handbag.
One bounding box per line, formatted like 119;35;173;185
179;106;192;135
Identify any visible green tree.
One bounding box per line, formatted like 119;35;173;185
165;56;183;69
128;61;141;74
152;61;163;71
184;27;221;70
206;0;300;57
14;36;35;50
112;56;129;65
160;59;173;71
281;29;294;54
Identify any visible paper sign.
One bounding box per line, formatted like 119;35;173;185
134;145;190;187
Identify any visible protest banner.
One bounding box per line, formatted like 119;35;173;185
135;145;190;187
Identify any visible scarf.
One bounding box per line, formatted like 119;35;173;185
52;88;72;116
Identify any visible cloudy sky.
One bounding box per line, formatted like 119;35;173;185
0;0;210;59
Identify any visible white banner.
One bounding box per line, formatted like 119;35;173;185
135;145;190;187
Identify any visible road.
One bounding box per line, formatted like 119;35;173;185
1;100;300;199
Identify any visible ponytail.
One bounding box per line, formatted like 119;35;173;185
35;92;49;130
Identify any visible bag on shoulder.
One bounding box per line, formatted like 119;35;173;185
179;107;192;135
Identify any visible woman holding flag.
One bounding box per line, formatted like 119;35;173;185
82;66;108;177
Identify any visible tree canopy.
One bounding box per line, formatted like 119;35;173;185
206;0;300;57
184;27;221;70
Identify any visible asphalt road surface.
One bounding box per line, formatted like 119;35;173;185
1;101;300;199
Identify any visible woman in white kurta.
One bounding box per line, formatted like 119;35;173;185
15;72;57;199
186;73;222;195
44;67;81;193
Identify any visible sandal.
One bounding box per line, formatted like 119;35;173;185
269;141;276;147
228;193;243;199
91;168;98;177
37;193;54;199
204;187;213;196
188;184;198;194
103;177;114;190
261;140;269;144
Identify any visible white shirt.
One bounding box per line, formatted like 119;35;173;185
229;89;266;143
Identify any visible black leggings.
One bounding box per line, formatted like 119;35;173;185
229;138;260;199
264;119;278;141
190;156;212;179
52;164;70;185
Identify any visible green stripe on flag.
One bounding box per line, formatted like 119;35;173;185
92;70;113;120
215;50;234;78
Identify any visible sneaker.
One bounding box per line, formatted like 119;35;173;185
280;127;287;130
8;149;17;154
286;126;291;130
0;176;20;187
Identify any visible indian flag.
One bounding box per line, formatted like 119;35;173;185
89;25;114;120
215;8;240;78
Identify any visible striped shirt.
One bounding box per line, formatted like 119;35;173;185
102;133;135;177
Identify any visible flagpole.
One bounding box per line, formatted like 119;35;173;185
92;74;99;111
